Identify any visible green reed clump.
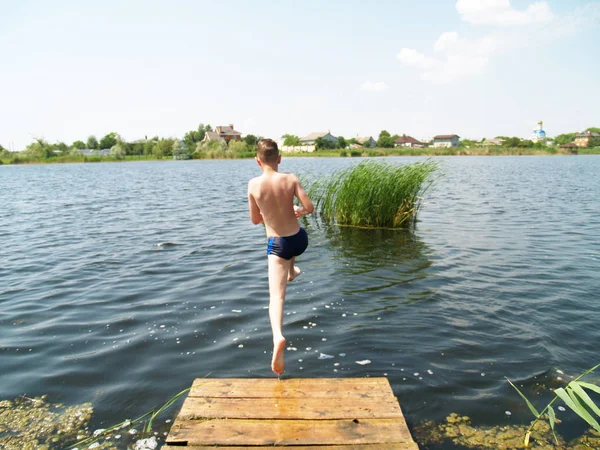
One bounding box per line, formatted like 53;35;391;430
305;159;438;228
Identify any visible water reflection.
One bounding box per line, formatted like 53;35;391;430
315;223;435;306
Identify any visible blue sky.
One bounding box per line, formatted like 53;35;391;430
1;0;599;149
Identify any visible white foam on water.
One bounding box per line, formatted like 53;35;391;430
556;369;564;374
334;363;340;366
356;360;371;365
505;411;512;416
414;373;419;376
339;353;346;357
318;353;334;359
322;338;327;341
558;406;566;411
427;369;433;375
238;344;244;348
232;310;241;313
481;373;486;377
306;347;312;350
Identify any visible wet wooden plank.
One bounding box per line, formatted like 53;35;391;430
166;418;413;446
162;444;419;450
178;396;403;420
190;377;394;398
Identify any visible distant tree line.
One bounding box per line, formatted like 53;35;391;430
0;124;262;162
2;126;600;163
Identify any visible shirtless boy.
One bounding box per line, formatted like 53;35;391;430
247;138;314;376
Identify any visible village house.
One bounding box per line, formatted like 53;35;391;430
300;131;338;145
356;136;376;148
432;134;460;148
574;130;600;147
202;124;242;143
478;137;504;146
395;135;425;148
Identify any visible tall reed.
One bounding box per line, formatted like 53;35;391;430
305;159;438;228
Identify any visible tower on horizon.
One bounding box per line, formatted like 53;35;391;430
532;120;546;143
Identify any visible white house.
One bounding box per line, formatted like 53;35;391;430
300;131;338;145
432;134;460;148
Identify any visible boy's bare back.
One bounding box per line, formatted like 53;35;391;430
248;171;311;238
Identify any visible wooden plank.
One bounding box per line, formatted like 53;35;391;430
166;418;413;446
190;378;394;398
178;396;403;420
162;444;419;450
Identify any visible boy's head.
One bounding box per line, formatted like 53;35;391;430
257;138;280;164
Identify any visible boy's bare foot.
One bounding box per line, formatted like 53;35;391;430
288;266;302;282
271;337;286;375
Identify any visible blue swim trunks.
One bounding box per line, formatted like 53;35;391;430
267;228;308;260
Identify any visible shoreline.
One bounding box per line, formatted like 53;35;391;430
2;147;599;165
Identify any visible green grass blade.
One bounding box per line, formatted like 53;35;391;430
547;405;558;445
555;387;600;431
506;378;540;417
570;382;600;420
578;381;600;395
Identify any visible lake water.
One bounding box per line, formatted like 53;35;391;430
1;156;599;448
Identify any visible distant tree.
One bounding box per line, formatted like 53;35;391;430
143;139;155;155
55;142;68;152
589;137;600;148
244;134;258;147
517;139;534;148
337;136;347;149
206;124;213;132
26;138;53;159
315;136;336;150
459;139;478;148
71;140;86;150
86;135;99;150
183;124;208;152
347;138;357;145
152;138;175;158
586;127;600;134
110;143;126;159
282;134;301;146
553;133;577;146
229;140;249;152
533;141;546;148
99;132;119;149
377;130;394;148
391;134;400;141
502;137;522;148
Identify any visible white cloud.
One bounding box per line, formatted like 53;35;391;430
396;1;600;83
398;31;505;83
396;49;437;70
361;81;389;92
456;0;553;26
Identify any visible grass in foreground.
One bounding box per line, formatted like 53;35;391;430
304;159;438;229
507;363;600;447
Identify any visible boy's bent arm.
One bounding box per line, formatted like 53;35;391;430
294;176;314;216
248;190;264;224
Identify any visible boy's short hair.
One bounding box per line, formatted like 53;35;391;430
257;138;279;163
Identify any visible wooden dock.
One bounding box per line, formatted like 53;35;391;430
163;377;418;449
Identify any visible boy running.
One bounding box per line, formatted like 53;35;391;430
247;138;314;375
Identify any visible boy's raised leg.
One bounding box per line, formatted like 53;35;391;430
288;256;302;282
268;254;291;375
